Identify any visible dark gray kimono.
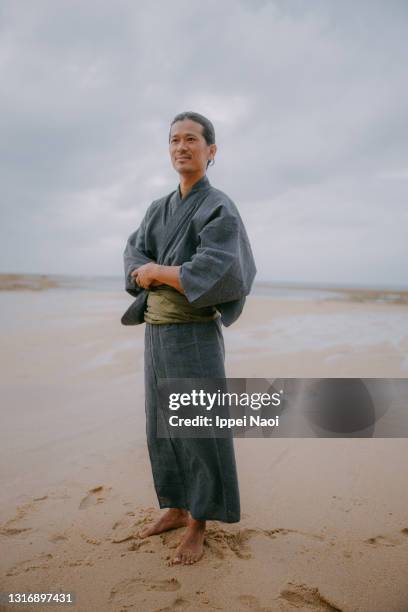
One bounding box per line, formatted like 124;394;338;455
123;175;256;522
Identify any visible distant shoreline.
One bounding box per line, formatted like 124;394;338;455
1;273;407;304
0;273;60;291
255;281;408;305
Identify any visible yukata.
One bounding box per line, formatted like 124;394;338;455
123;175;256;522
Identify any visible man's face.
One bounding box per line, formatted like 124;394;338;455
169;119;216;176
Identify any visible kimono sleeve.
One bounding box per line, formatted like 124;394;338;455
123;214;155;298
179;211;256;308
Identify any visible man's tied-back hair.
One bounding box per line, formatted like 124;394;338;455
169;111;216;145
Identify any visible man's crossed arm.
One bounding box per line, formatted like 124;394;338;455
131;263;185;294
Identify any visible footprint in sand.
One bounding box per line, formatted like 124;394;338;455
78;485;111;510
110;530;151;550
0;496;49;537
0;525;31;536
109;577;181;603
279;582;342;611
49;532;69;543
112;533;138;544
263;527;325;542
363;528;408;548
112;509;150;532
111;509;155;544
6;553;53;577
127;539;151;552
205;527;258;560
364;534;399;547
204;526;325;561
152;596;191;612
79;533;102;546
237;593;274;611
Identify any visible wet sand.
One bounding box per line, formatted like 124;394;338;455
1;285;408;611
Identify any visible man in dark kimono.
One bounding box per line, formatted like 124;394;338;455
123;111;256;565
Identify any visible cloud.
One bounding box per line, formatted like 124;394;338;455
0;0;407;284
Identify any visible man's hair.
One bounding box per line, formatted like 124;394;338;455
169;111;216;145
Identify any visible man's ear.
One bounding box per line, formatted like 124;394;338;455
209;143;217;162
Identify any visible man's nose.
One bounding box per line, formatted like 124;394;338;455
176;141;188;152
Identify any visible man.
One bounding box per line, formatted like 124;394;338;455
123;111;256;565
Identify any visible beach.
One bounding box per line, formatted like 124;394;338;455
1;276;408;611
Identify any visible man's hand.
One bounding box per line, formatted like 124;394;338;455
131;263;161;289
131;263;184;294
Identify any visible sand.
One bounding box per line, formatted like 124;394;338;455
1;284;408;611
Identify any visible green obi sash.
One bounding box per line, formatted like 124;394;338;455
144;285;220;324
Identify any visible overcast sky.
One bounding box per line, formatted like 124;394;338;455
1;0;407;286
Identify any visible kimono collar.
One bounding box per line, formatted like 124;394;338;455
177;175;211;201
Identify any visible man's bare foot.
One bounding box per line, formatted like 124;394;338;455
170;517;206;565
138;508;188;538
